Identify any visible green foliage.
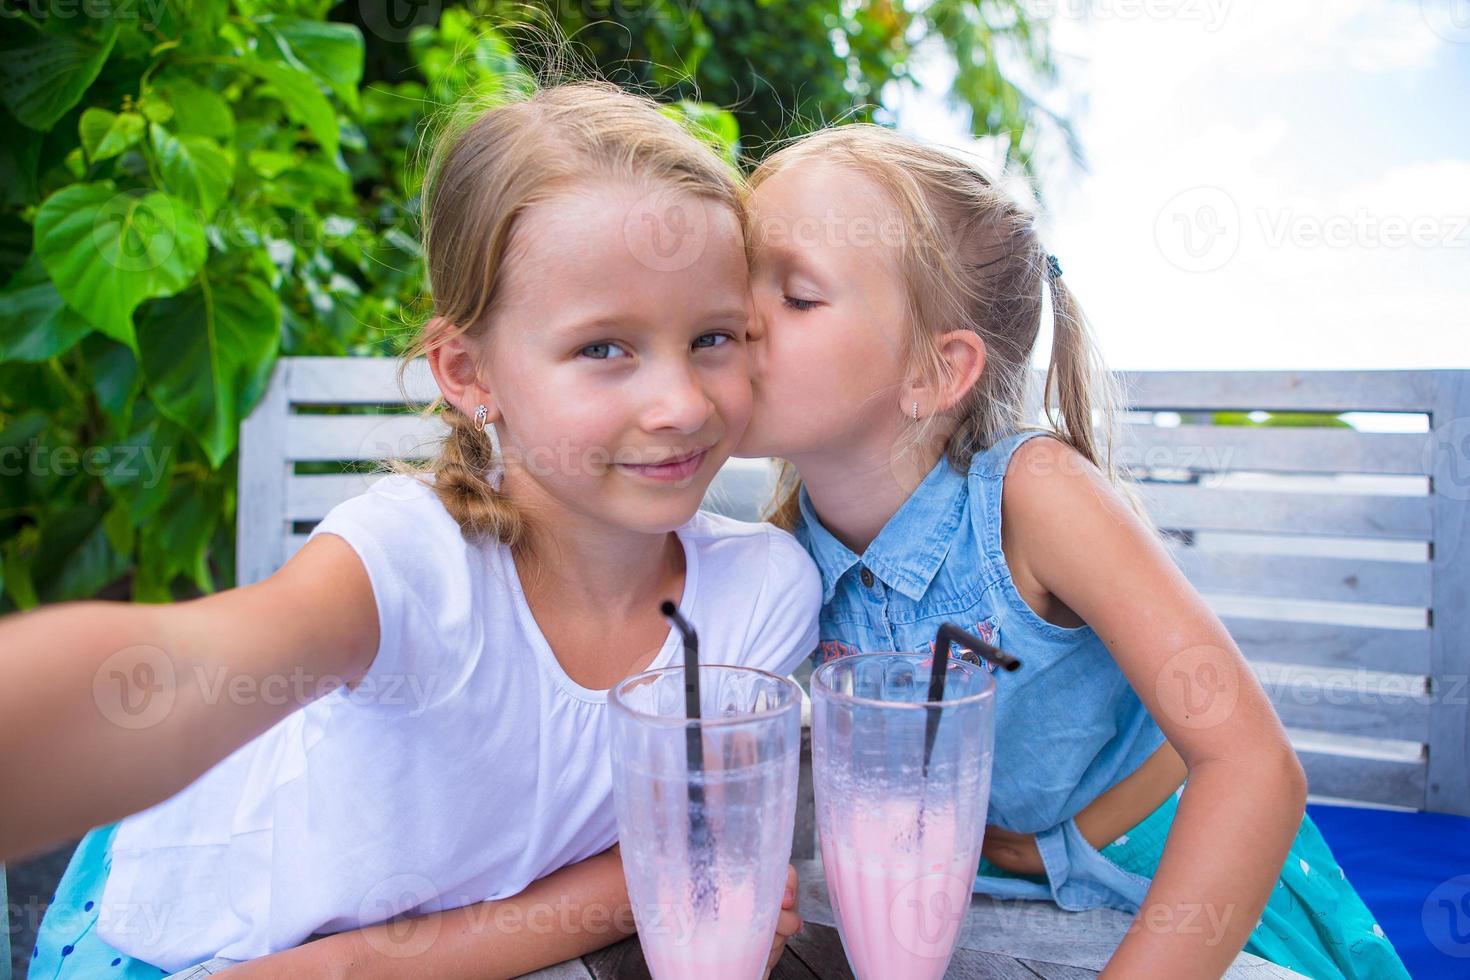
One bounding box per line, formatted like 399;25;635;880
498;0;1065;167
0;0;747;611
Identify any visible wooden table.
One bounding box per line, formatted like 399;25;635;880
522;857;1304;979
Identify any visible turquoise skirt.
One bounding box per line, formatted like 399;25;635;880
29;822;186;978
977;789;1411;979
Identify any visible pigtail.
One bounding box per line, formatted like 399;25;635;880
1041;270;1120;481
432;410;528;548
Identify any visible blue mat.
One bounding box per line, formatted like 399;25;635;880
1307;802;1470;979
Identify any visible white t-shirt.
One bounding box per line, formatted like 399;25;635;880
97;473;821;971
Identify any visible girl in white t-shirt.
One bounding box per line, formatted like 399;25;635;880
5;82;820;979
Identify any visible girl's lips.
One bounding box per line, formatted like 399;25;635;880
617;449;710;483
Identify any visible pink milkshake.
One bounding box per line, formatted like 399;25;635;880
820;798;982;980
636;873;773;980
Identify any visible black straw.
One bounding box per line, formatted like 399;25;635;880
660;601;713;886
922;622;1022;776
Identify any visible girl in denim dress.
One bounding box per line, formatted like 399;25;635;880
736;123;1410;979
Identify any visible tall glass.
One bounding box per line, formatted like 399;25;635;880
812;653;996;980
609;665;803;979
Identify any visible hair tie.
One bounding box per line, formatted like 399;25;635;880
1045;253;1063;280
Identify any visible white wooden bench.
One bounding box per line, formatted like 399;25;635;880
235;357;1469;817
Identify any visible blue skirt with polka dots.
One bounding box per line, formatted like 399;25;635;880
28;821;238;979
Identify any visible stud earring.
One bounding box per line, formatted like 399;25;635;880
473;404;488;432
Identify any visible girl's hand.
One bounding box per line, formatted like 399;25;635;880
764;864;803;979
981;824;1044;876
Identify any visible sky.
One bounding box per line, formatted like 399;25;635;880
886;0;1469;372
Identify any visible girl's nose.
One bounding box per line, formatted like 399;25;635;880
645;367;715;434
746;302;767;344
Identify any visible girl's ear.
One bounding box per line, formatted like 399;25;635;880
900;329;987;418
425;317;502;424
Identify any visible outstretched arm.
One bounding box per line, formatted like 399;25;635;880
0;534;378;861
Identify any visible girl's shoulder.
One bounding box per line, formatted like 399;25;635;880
685;510;823;676
965;429;1070;482
685;509;822;607
309;471;474;557
684;508;817;569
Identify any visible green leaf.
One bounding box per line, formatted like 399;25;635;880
139;98;174;125
82;333;141;429
30;504;129;603
1;529;39;610
137;274;281;467
79;107;145;163
149;75;232;137
100;399;177;527
150;123;233;218
247;149;296;179
34;181;207;352
0;106;42;207
233;57;340;157
0;21;119;131
0;254;94;362
261;17;364;114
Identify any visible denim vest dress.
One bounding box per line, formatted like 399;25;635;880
795;431;1166;913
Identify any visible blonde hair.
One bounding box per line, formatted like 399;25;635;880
753;124;1126;530
389;81;745;547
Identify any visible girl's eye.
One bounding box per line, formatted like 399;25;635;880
783;296;819;312
580;341;629;360
692;332;736;350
